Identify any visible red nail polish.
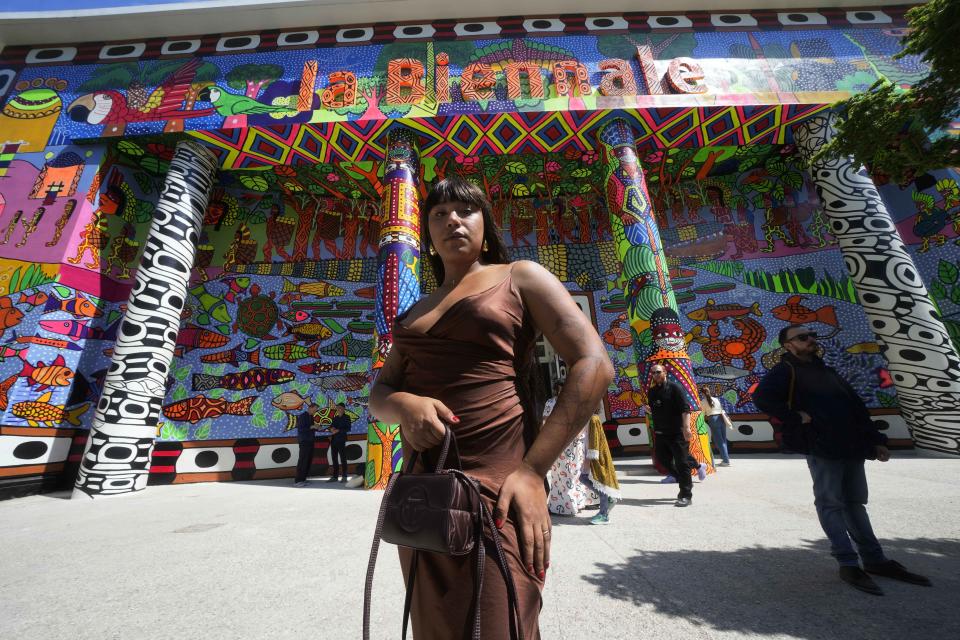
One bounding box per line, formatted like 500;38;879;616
495;518;504;529
538;570;545;580
527;564;534;573
451;415;460;422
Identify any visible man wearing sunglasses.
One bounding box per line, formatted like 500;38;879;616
754;325;930;596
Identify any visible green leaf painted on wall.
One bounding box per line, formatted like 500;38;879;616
238;174;271;192
950;286;960;305
930;280;947;300
195;423;211;440
938;259;959;285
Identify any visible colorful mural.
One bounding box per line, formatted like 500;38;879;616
3;9;960;493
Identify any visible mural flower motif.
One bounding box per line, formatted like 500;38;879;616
327;172;340;182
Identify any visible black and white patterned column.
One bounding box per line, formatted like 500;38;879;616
73;141;218;498
795;114;960;455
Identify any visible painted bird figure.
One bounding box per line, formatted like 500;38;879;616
197;86;291;116
67;59;214;127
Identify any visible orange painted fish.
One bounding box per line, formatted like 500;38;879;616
176;324;231;352
13;333;83;351
43;293;102;318
18;291;49;307
0;371;18;411
771;295;838;327
162;394;256;423
11;391;89;427
0;297;25;330
602;314;632;349
200;346;260;366
19;354;74;391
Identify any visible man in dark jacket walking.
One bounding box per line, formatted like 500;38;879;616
647;363;696;507
753;325;931;595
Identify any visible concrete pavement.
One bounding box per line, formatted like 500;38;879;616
1;451;958;640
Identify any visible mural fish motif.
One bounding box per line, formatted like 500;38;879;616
771;295;838;327
221;276;251;303
0;372;18;411
602;314;632;349
18;292;49;307
353;286;375;299
264;341;324;363
199;346;260;366
686;299;762;323
271;390;309;412
691;282;737;295
693;364;751;380
0;297;25;331
176;324;232;352
287;322;333;342
192;367;295;391
310;373;368;392
0;345;27;361
38;318;119;341
43;293;102;318
281;278;346;298
11;390;89;427
298;361;349;375
189;283;232;333
320;335;372;358
162;394;256;423
19;354;74;390
847;342;881;354
13;333;84;351
281;310;311;323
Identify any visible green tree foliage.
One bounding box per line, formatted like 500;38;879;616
225;64;283;98
817;0;960;182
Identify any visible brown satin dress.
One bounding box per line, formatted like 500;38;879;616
392;268;543;640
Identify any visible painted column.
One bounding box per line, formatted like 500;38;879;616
795;114;960;455
72;141;218;498
597;118;712;471
366;127;422;489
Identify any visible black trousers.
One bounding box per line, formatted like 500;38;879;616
655;434;693;498
330;440;348;479
295;442;314;483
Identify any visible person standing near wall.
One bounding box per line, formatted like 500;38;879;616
327;402;351;482
753;325;931;595
647;364;696;507
700;386;731;466
294;402;321;487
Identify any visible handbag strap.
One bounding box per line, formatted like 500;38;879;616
362;468;400;640
402;426;457;474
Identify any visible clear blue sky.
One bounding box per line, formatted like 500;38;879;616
3;0;222;11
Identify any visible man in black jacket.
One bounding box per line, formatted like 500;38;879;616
753;325;931;595
647;363;695;507
327;402;352;482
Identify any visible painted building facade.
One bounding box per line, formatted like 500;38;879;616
1;3;959;498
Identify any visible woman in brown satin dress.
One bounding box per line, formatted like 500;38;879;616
369;176;613;639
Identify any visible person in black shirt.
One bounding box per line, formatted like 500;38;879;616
327;402;352;482
294;402;321;487
647;363;695;507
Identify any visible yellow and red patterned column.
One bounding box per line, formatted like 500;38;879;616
366;127;422;489
597;118;712;473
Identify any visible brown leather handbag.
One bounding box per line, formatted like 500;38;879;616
363;428;524;640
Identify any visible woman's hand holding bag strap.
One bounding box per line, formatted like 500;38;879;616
363;427;525;640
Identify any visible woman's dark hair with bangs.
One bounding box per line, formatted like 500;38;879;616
422;176;511;283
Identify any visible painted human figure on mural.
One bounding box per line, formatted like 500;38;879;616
105;221;141;280
911;191;950;253
67;210;108;269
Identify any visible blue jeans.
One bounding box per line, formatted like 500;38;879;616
579;472;610;515
806;456;886;567
706;415;730;463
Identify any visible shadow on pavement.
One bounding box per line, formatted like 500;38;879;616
582;537;960;639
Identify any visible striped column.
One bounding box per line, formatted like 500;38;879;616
597;118;712;471
366;127;422;489
796;114;960;455
72;141;218;498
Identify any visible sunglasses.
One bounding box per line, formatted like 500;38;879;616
788;332;818;342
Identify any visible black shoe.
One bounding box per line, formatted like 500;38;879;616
839;566;884;595
326;477;338;482
864;560;932;586
674;497;691;507
340;477;348;482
